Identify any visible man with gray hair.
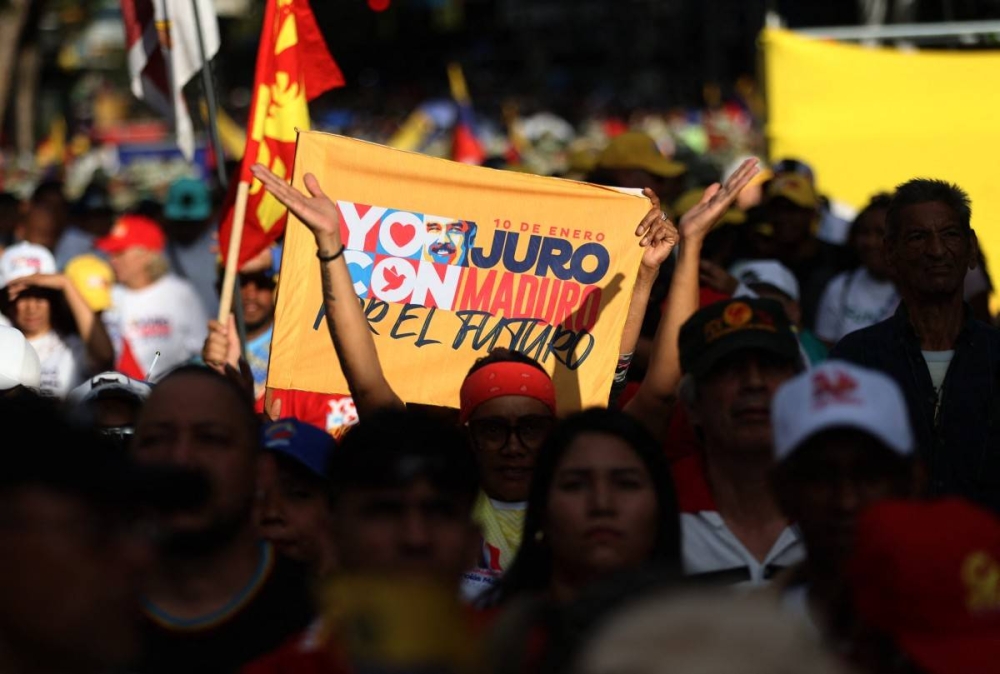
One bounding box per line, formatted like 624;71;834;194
832;178;1000;512
672;297;805;585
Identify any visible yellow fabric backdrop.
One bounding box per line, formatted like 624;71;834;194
267;131;650;411
764;28;1000;299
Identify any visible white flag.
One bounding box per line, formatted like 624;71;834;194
121;0;220;160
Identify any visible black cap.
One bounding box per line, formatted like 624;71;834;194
329;408;478;503
3;394;206;512
679;298;801;378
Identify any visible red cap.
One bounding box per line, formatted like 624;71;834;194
95;215;166;254
849;498;1000;674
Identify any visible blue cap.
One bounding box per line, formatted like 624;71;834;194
261;418;336;479
163;177;212;222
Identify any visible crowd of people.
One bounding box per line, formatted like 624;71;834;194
3;129;1000;674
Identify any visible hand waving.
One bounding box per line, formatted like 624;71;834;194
679;158;759;243
250;163;342;246
634;188;680;274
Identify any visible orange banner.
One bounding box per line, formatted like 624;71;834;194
267;132;652;411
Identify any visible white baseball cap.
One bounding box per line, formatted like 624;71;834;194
730;259;800;302
772;360;914;460
0;242;57;288
69;371;152;405
0;326;42;390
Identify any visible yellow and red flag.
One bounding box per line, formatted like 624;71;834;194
219;0;344;267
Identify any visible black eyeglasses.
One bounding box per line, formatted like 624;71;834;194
467;415;555;451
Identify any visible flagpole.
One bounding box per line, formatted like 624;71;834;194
190;0;227;189
189;0;247;355
217;180;250;326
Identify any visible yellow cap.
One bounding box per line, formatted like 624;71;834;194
766;173;818;209
597;131;687;178
673;188;747;227
567;148;599;175
64;254;114;312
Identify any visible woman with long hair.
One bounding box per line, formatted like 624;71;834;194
483;408;682;674
487;407;681;606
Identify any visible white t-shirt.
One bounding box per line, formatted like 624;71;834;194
923;350;954;422
923;350;954;391
29;331;87;398
105;275;208;381
815;268;899;344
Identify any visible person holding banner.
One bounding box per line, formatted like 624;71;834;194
623;160;807;585
249;161;681;601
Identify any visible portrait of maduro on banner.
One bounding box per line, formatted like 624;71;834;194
268;131;652;411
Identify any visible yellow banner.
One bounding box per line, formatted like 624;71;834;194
268;131;650;411
764;28;1000;290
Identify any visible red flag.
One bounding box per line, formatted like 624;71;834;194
218;0;344;268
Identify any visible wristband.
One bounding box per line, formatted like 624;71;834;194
614;352;634;385
317;245;346;263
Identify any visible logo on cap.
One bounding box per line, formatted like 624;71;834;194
12;257;42;275
723;302;753;328
704;303;777;344
811;370;861;409
264;420;297;447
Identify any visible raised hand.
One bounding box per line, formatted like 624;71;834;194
679;158;759;242
6;273;66;299
634;188;680;274
265;393;282;422
250;164;342;246
202;315;240;374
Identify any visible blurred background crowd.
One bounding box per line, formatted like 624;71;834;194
4;2;1000;674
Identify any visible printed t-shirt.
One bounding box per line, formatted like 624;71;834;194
462;494;526;602
136;543;314;674
815;268;898;344
672;453;804;586
104;274;208;380
28;331;87;397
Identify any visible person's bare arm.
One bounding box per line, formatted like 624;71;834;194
251;164;404;418
624;159;759;438
611;189;679;406
618;188;680;358
8;273;114;371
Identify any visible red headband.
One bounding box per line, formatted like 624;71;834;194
459;362;557;423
